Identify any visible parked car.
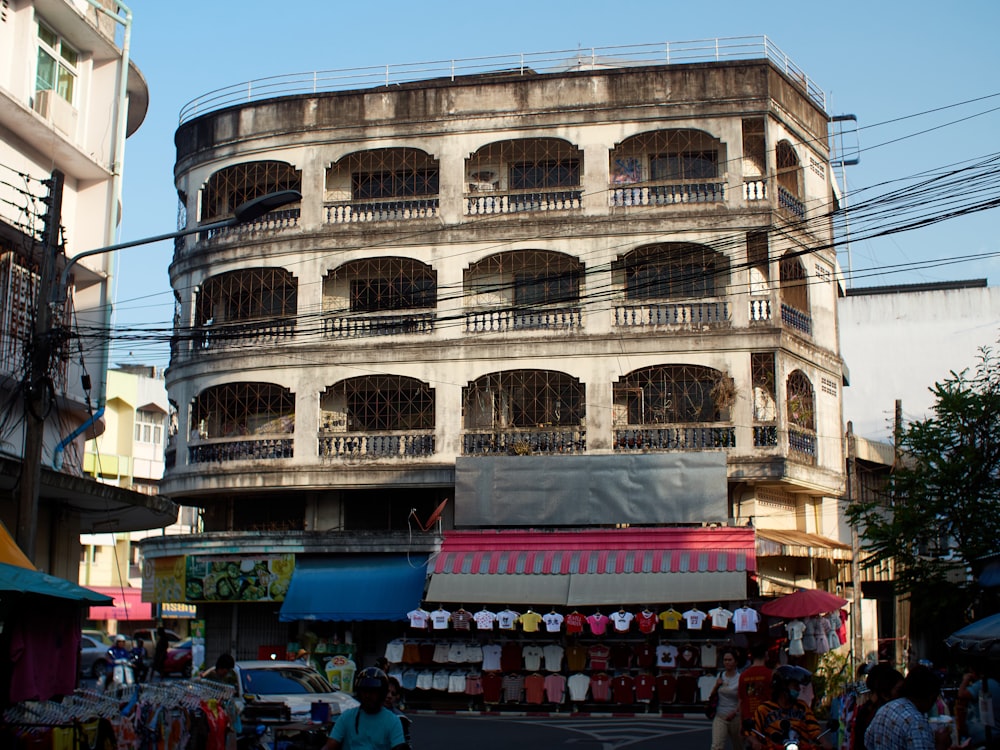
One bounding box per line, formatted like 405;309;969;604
79;633;111;678
130;628;182;659
162;637;193;677
232;661;359;723
82;629;111;647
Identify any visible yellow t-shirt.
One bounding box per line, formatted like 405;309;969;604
518;611;544;632
659;609;683;630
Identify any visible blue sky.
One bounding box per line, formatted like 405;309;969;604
109;0;1000;367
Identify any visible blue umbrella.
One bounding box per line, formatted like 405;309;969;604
945;613;1000;661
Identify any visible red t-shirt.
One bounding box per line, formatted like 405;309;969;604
482;671;503;703
738;665;773;720
588;644;611;671
612;674;635;704
633;643;656;668
500;641;522;672
590;673;612;702
564;611;586;634
524;673;546;704
636;610;658;634
655;672;677;703
635;673;655;702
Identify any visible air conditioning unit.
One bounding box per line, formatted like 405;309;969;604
33;89;78;136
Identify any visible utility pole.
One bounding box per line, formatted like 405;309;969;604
16;169;64;564
846;421;864;665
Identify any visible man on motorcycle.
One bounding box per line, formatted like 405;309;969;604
129;637;149;681
748;665;831;749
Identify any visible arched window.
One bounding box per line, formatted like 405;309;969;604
610;129;723;184
786;370;815;431
776;141;801;197
191;383;294;439
614;365;733;425
325;258;436;313
463;370;585;429
321;375;434;432
195;268;297;326
201;161;301;221
465;250;581;308
326;148;439;200
615;243;728;300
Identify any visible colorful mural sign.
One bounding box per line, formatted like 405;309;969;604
184;555;293;602
142;554;294;603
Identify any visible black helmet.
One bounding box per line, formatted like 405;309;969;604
771;665;812;697
356;667;389;699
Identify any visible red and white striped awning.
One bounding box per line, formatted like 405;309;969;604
426;527;755;606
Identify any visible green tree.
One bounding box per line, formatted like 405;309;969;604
847;348;1000;628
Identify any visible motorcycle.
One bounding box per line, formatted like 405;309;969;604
749;718;838;750
96;658;136;691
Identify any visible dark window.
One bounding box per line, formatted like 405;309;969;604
514;271;580;306
509;160;580;190
352;169;439;200
650;152;718;181
350;276;436;312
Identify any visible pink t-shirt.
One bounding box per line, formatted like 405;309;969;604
586;612;609;635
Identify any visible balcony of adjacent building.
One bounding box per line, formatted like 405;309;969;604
186;382;295;465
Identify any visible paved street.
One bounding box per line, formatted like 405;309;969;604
410;714;713;750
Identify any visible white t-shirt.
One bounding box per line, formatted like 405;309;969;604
733;607;760;633
542;612;565;632
383;639;404;663
497;609;520;630
542;644;564;672
473;609;497;630
698;673;718;701
656;644;678;668
407;608;430;629
429;609;451;629
708;607;734;630
568;673;591;702
522;645;544;671
481;644;502;671
609;610;634;632
682;608;707;629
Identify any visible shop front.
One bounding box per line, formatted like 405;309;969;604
392;526;760;711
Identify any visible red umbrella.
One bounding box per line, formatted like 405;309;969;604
760;588;848;619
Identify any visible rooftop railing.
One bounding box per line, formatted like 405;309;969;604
179;36;825;124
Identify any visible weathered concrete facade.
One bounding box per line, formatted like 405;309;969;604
149;53;848;656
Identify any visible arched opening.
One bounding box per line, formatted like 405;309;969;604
609;129;726;205
465;138;583;214
201;161;301;222
325;148;440;223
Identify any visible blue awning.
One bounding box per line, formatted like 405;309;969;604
279;556;428;622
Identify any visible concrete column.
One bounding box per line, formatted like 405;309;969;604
293;376;319;465
581;142;609;218
298;147;326;229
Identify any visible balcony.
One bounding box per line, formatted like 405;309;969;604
614;299;730;329
609;181;726;207
194;318;297;351
780;303;812;335
465;188;582;216
749;298;772;323
323;311;435;338
463;428;586;455
788;427;817;464
613;425;736;451
196;208;301;246
753;424;779;447
743;179;767;201
318;431;435;459
464;307;582;333
188;437;294;464
777;186;806;220
325;197;439;224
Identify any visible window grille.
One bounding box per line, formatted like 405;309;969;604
786;370;815;430
326;258;436;313
614;243;726;300
201;161;301;221
321;375;434;432
609;130;722;184
463;370;585;429
613;364;730;425
195;268;297;325
192;383;295;439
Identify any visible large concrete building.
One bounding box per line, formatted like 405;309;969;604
0;0;175;578
143;40;849;666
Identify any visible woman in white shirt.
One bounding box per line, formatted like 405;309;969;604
711;649;744;750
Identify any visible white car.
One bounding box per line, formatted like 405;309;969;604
233;661;359;724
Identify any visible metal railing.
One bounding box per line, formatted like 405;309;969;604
614;299;730;328
318;431;435;459
463;428;586;455
188;438;294;464
613;425;736;451
179;37;825;124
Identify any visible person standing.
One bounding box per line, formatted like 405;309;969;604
738;644;772;736
864;665;949;750
152;626;170;681
711;649;744;750
323;667;408;750
851;664;903;750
